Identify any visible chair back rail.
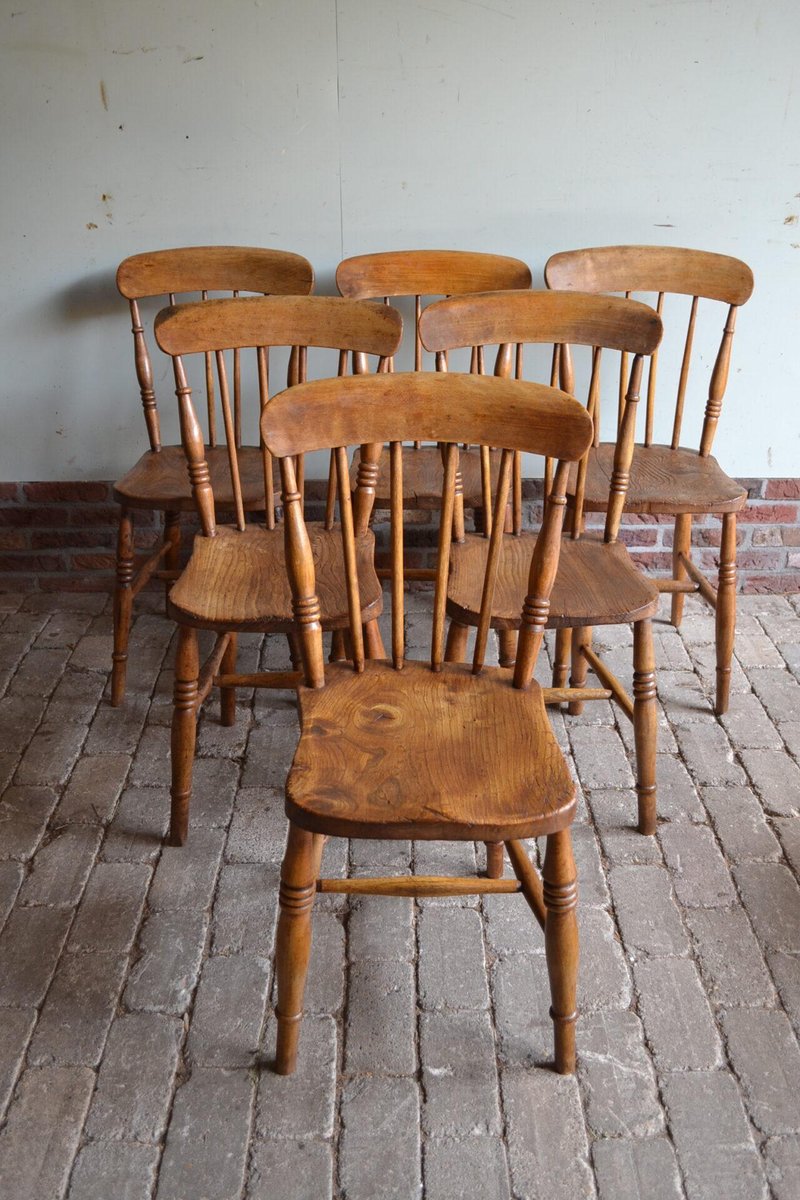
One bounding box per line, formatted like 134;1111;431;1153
419;290;662;543
154;296;403;536
545;246;753;457
116;246;314;453
262;373;593;689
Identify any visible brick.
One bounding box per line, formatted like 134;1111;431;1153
256;1015;337;1138
224;787;286;864
0;905;72;1006
101;785;170;862
722;1009;800;1134
211;863;280;956
340;1077;421;1200
503;1071;595;1200
483;886;544;957
775;816;800;873
420;1010;502;1137
23;481;110;502
124;907;208;1013
345;959;416;1075
35;613;94;653
147;826;225;910
304;910;345;1015
241;721;299;789
185;756;239;828
418;906;489;1011
0;799;52;862
15;719;86;786
68;861;150;955
67;1141;160;1200
0;694;46;751
0;860;23;930
28;950;127;1066
0;1066;95;1200
424;1137;509;1200
84;693;149;755
608;865;689;958
766;949;800;1035
156;1068;255;1200
588;789;663;866
673;722;745;786
248;1140;333;1200
186;955;270;1067
569;823;610;906
491;952;552;1066
18;824;102;906
686;907;776;1007
56;753;130;824
579;906;632;1012
569;724;634;789
196;704;252;758
8;646;70;696
739;502;798;524
778;719;800;756
592;1138;683;1200
764;1136;800;1200
658;822;735;907
720;693;783;750
750;669;800;723
655;670;714;726
414;840;478;904
349;895;414;960
46;667;105;726
765;479;800;499
735;864;800;951
701;785;782;861
86;1012;182;1141
0;1008;36;1119
128;725;169;786
578;1009;663;1138
740;748;800;816
634;957;722;1070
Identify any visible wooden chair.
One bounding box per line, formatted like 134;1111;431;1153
261;370;593;1077
545;246;754;715
112;246;314;706
152;295;403;846
418;291;663;845
336;249;532;571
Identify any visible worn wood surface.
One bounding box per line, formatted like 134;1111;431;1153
569;443;747;515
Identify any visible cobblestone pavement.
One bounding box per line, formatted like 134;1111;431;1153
0;587;799;1199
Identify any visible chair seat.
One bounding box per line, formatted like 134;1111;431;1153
349;444;503;510
113;445;276;512
569;443;747;515
447;532;659;630
286;660;575;841
168;523;382;632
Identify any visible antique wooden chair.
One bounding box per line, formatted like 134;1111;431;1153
152;295;403;845
418;291;663;850
545;246;754;715
261;370;593;1078
112;246;314;705
335;249;532;572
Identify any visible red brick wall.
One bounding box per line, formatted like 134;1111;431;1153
0;478;798;594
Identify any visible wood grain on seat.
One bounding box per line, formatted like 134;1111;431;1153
348;444;504;510
286;660;575;841
168;524;382;631
569;443;747;515
113;445;278;512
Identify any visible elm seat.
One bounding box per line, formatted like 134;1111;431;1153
571;443;747;516
167;523;381;631
287;660;575;841
113;445;277;512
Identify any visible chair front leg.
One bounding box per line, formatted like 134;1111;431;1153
543;827;578;1074
274;823;325;1075
170;624;199;846
111;507;135;707
633;619;657;836
498;629;518;668
568;626;592;716
444;620;469;664
715;512;737;716
671;513;692;627
552;627;572;689
363;619;385;659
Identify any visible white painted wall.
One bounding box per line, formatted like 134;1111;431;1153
1;0;798;480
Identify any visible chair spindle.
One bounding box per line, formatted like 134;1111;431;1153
472;448;513;674
335;445;365;672
215;351;246;531
390;440;405;668
431;442;458;671
671;295;698;449
644;292;665;446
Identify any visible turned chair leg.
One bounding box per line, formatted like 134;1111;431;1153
498;629;518;668
287;630;302;671
715;512;737;716
671;513;692;627
111;507;135;707
485;842;504;879
552;628;572;689
363;619;385;659
170;624;199;847
444;620;469;664
568;626;592;716
220;632;237;727
633;619;658;836
543;828;579;1074
274;823;325;1075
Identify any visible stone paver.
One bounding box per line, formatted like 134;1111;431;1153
0;589;795;1196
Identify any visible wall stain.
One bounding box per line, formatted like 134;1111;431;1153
784;214;798;225
99;80;108;110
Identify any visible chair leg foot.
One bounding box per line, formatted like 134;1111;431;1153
543;828;578;1075
220;632;237;727
498;629;518;668
274;824;324;1075
552;628;572;689
633;619;658;836
444;620;469;664
485;842;504;879
715;513;737;716
568;626;591;716
170;624;199;847
671;514;692;627
111;508;134;707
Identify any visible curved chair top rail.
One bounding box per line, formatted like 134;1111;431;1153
336;249;532;300
260;372;593;463
545;245;753;307
117;246;315;300
419;290;663;357
154;295;403;358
